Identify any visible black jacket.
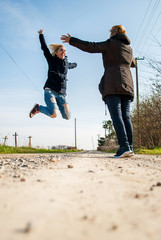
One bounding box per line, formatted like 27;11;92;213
39;34;77;95
69;34;136;101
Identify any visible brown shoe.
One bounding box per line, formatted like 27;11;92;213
29;104;39;118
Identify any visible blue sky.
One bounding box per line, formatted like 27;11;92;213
0;0;160;149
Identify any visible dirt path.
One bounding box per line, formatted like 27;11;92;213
0;151;161;240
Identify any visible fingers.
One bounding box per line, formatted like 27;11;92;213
61;35;68;40
38;29;44;34
61;34;71;43
61;35;67;43
61;35;66;39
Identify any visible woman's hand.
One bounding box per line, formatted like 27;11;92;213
38;29;44;34
61;33;72;43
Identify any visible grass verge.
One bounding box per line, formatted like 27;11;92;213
0;145;81;154
105;147;161;155
134;147;161;155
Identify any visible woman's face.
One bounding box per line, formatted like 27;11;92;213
56;46;66;59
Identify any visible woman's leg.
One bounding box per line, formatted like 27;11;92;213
121;95;133;149
105;95;130;148
39;89;58;118
56;94;70;120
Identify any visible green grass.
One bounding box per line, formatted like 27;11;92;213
134;147;161;155
105;147;161;155
1;145;160;155
0;145;81;154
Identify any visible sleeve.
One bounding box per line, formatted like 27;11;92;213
68;62;77;69
69;37;109;53
39;34;52;61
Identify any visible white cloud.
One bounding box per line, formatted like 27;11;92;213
0;0;44;49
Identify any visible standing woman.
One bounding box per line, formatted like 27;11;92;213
29;29;77;120
61;25;136;158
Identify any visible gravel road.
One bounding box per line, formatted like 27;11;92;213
0;151;161;240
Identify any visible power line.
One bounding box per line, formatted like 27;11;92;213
153;25;161;38
138;11;161;55
133;0;152;48
135;0;160;53
0;42;41;93
152;30;161;47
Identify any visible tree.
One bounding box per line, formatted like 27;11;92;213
98;120;117;149
131;57;161;148
147;57;161;92
98;137;106;147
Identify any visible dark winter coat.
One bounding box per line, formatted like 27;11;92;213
69;34;136;101
39;34;77;95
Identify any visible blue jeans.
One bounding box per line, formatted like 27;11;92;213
39;89;70;120
105;95;133;148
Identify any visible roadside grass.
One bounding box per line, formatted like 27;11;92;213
105;147;161;155
134;147;161;155
1;145;161;155
0;145;81;154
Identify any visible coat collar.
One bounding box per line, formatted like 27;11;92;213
110;34;131;45
54;55;68;62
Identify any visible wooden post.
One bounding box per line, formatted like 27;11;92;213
3;136;8;146
28;136;32;147
13;132;18;147
75;118;77;149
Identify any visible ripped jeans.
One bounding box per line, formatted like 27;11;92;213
39;89;70;120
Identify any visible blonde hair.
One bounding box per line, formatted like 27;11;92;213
49;44;65;56
110;25;127;35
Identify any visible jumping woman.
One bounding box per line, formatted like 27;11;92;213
29;29;77;119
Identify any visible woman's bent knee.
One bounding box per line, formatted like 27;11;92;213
51;111;57;118
63;103;70;120
63;115;71;120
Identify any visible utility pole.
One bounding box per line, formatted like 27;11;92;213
91;137;94;150
135;57;144;146
28;136;32;147
74;118;77;149
13;132;18;147
3;136;8;146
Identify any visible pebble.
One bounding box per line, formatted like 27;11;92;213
110;225;118;231
68;165;73;168
156;182;161;186
82;215;88;220
135;194;141;199
88;170;95;173
0;155;59;179
20;177;26;182
18;222;32;233
50;159;55;162
37;179;43;182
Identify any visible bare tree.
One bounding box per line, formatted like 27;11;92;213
131;55;161;148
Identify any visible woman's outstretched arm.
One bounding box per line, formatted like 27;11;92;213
61;33;108;53
38;29;52;60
